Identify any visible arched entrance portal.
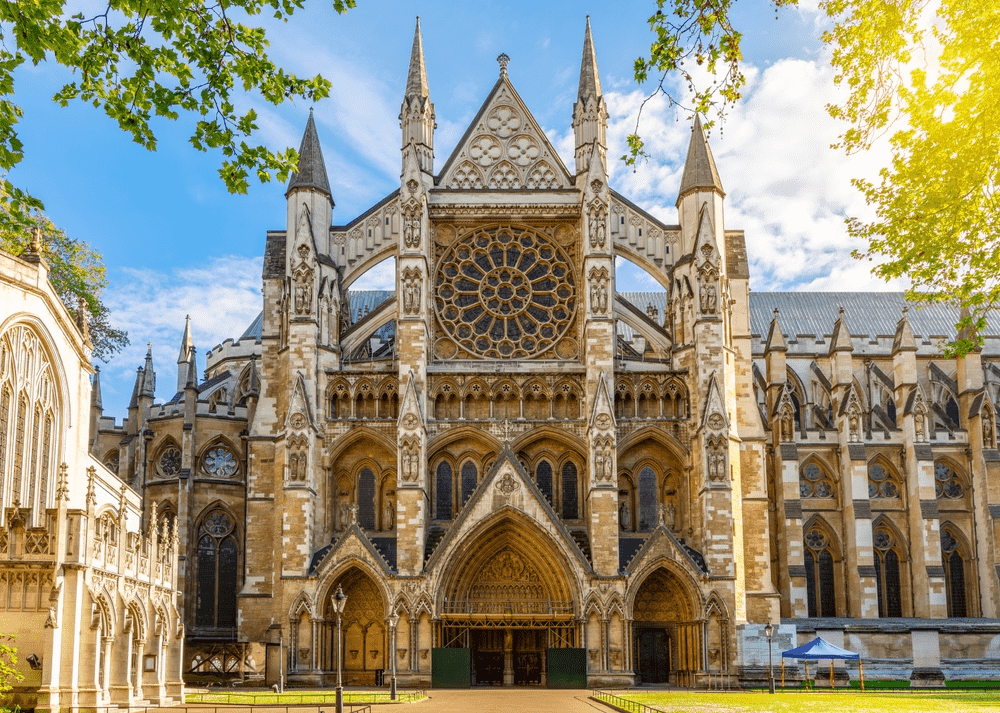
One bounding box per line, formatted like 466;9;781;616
439;518;579;686
323;568;386;686
631;567;701;687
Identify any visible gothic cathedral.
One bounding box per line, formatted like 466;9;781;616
70;17;1000;692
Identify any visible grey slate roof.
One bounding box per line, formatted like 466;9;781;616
747;292;1000;342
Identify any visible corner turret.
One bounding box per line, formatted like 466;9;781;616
676;115;726;259
176;315;195;392
286;109;334;248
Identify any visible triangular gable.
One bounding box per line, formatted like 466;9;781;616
437;75;572;190
624;525;710;578
285;372;318;433
701;372;729;432
589;372;616;432
397;369;425;432
311;522;394;577
424;443;592;574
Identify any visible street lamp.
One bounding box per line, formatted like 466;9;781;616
387;611;399;700
333;586;347;713
763;622;775;694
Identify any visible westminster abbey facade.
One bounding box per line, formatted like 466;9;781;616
51;17;1000;694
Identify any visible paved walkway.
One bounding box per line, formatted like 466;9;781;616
371;690;611;713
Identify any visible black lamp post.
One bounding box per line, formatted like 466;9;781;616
764;622;775;694
388;612;399;700
333;586;347;713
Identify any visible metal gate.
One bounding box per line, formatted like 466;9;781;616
546;648;587;688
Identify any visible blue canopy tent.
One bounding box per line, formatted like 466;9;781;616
781;636;863;690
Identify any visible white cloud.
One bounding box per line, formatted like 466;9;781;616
99;255;264;416
590;54;900;294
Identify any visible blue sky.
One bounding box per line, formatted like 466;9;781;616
11;1;895;417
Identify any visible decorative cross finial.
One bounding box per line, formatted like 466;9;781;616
501;418;513;443
497;53;510;76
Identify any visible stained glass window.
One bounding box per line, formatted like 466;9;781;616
934;462;964;499
536;460;553;503
804;527;837;617
461;461;477;506
195;510;238;629
561;461;578;519
435;462;453;520
358;467;376;528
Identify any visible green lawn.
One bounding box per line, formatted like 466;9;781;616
186;690;425;705
596;690;1000;712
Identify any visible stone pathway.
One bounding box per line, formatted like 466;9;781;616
370;689;609;713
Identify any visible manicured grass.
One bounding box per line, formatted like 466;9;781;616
187;690;426;704
596;690;1000;712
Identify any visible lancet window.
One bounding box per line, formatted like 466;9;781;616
0;324;59;523
435;461;453;520
941;526;969;617
561;461;579;519
195;508;238;630
461;461;478;506
872;523;903;617
803;525;838;617
536;460;553;504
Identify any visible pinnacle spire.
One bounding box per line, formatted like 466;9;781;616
140;343;156;398
91;365;103;410
678;115;725;199
578;16;602;100
177;315;196;392
765;309;787;353
405;17;429;99
177;315;193;364
286;109;332;201
893;307;918;353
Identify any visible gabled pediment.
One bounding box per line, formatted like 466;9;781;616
437;75;573;191
309;523;393;577
424;443;592;575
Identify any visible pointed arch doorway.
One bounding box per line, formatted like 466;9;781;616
631;567;702;687
436;518;583;687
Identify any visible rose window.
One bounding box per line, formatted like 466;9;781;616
158;447;182;477
203;447;238;478
435;226;575;359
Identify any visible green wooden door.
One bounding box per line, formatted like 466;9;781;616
432;648;471;688
546;648;587;688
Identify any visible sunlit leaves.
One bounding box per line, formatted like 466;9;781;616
838;1;1000;356
627;0;797;165
0;0;356;208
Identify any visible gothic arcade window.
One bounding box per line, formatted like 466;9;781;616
561;461;578;519
435;462;453;520
536;460;553;503
803;526;837;617
934;462;965;499
941;527;968;617
868;463;901;499
460;461;477;506
196;510;238;629
872;524;903;617
800;462;834;499
0;324;59;522
358;467;376;528
638;466;657;531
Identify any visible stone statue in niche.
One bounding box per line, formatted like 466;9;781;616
401;443;419;482
402;271;421;315
619;500;631;530
984;414;994;448
294;277;311;315
780;411;794;442
849;409;862;442
708;446;726;483
588;268;609;315
384;498;396;530
337;498;350;529
700;281;717;314
664;501;676;530
403;209;420;249
914;408;926;442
